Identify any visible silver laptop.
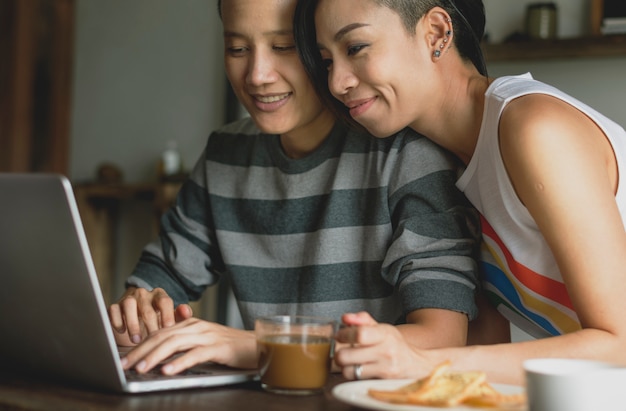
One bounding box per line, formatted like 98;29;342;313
0;173;258;393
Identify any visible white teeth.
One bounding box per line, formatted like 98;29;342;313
256;93;289;103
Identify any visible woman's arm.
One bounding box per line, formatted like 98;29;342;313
338;94;626;385
455;93;626;383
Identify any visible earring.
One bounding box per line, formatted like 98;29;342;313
434;26;452;58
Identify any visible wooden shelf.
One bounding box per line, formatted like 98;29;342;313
74;182;182;304
483;34;626;62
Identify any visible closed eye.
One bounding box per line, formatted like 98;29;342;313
273;45;296;52
347;44;368;56
227;46;248;57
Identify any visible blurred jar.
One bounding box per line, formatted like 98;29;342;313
526;3;557;40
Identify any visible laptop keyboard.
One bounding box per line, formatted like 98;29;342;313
125;367;214;381
124;361;245;381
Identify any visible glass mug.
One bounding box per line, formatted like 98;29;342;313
255;315;336;395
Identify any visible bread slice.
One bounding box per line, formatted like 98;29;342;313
462;381;527;408
405;370;486;406
367;360;526;409
368;361;451;404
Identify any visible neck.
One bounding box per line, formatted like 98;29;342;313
280;110;336;159
412;72;490;166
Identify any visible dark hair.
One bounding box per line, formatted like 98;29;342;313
293;0;361;129
217;0;222;19
294;0;488;128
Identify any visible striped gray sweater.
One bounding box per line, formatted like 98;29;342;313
127;118;480;329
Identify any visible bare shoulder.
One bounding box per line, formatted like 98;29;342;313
498;93;611;183
499;93;602;155
495;92;619;223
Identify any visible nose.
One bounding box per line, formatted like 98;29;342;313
246;49;278;86
328;61;358;98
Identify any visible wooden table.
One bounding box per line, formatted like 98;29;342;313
0;373;357;411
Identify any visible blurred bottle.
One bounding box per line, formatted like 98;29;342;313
158;140;185;182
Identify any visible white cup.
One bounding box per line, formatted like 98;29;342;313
524;358;626;411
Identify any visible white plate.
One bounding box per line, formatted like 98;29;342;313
332;379;527;411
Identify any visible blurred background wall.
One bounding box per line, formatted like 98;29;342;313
70;0;224;183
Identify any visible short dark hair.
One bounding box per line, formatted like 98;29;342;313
217;0;222;19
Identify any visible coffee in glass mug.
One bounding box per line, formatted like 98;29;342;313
255;315;336;395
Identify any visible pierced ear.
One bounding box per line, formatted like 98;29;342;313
424;7;453;59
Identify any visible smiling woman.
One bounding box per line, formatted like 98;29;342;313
108;0;481;385
294;0;626;385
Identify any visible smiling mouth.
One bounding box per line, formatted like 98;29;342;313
346;97;374;109
255;93;290;103
346;97;376;118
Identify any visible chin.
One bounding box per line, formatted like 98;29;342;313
358;122;398;139
251;118;292;135
245;110;279;129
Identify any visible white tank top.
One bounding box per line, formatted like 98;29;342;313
456;73;626;338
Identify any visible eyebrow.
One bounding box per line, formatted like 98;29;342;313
333;23;370;42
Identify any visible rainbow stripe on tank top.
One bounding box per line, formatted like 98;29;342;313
479;216;581;337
